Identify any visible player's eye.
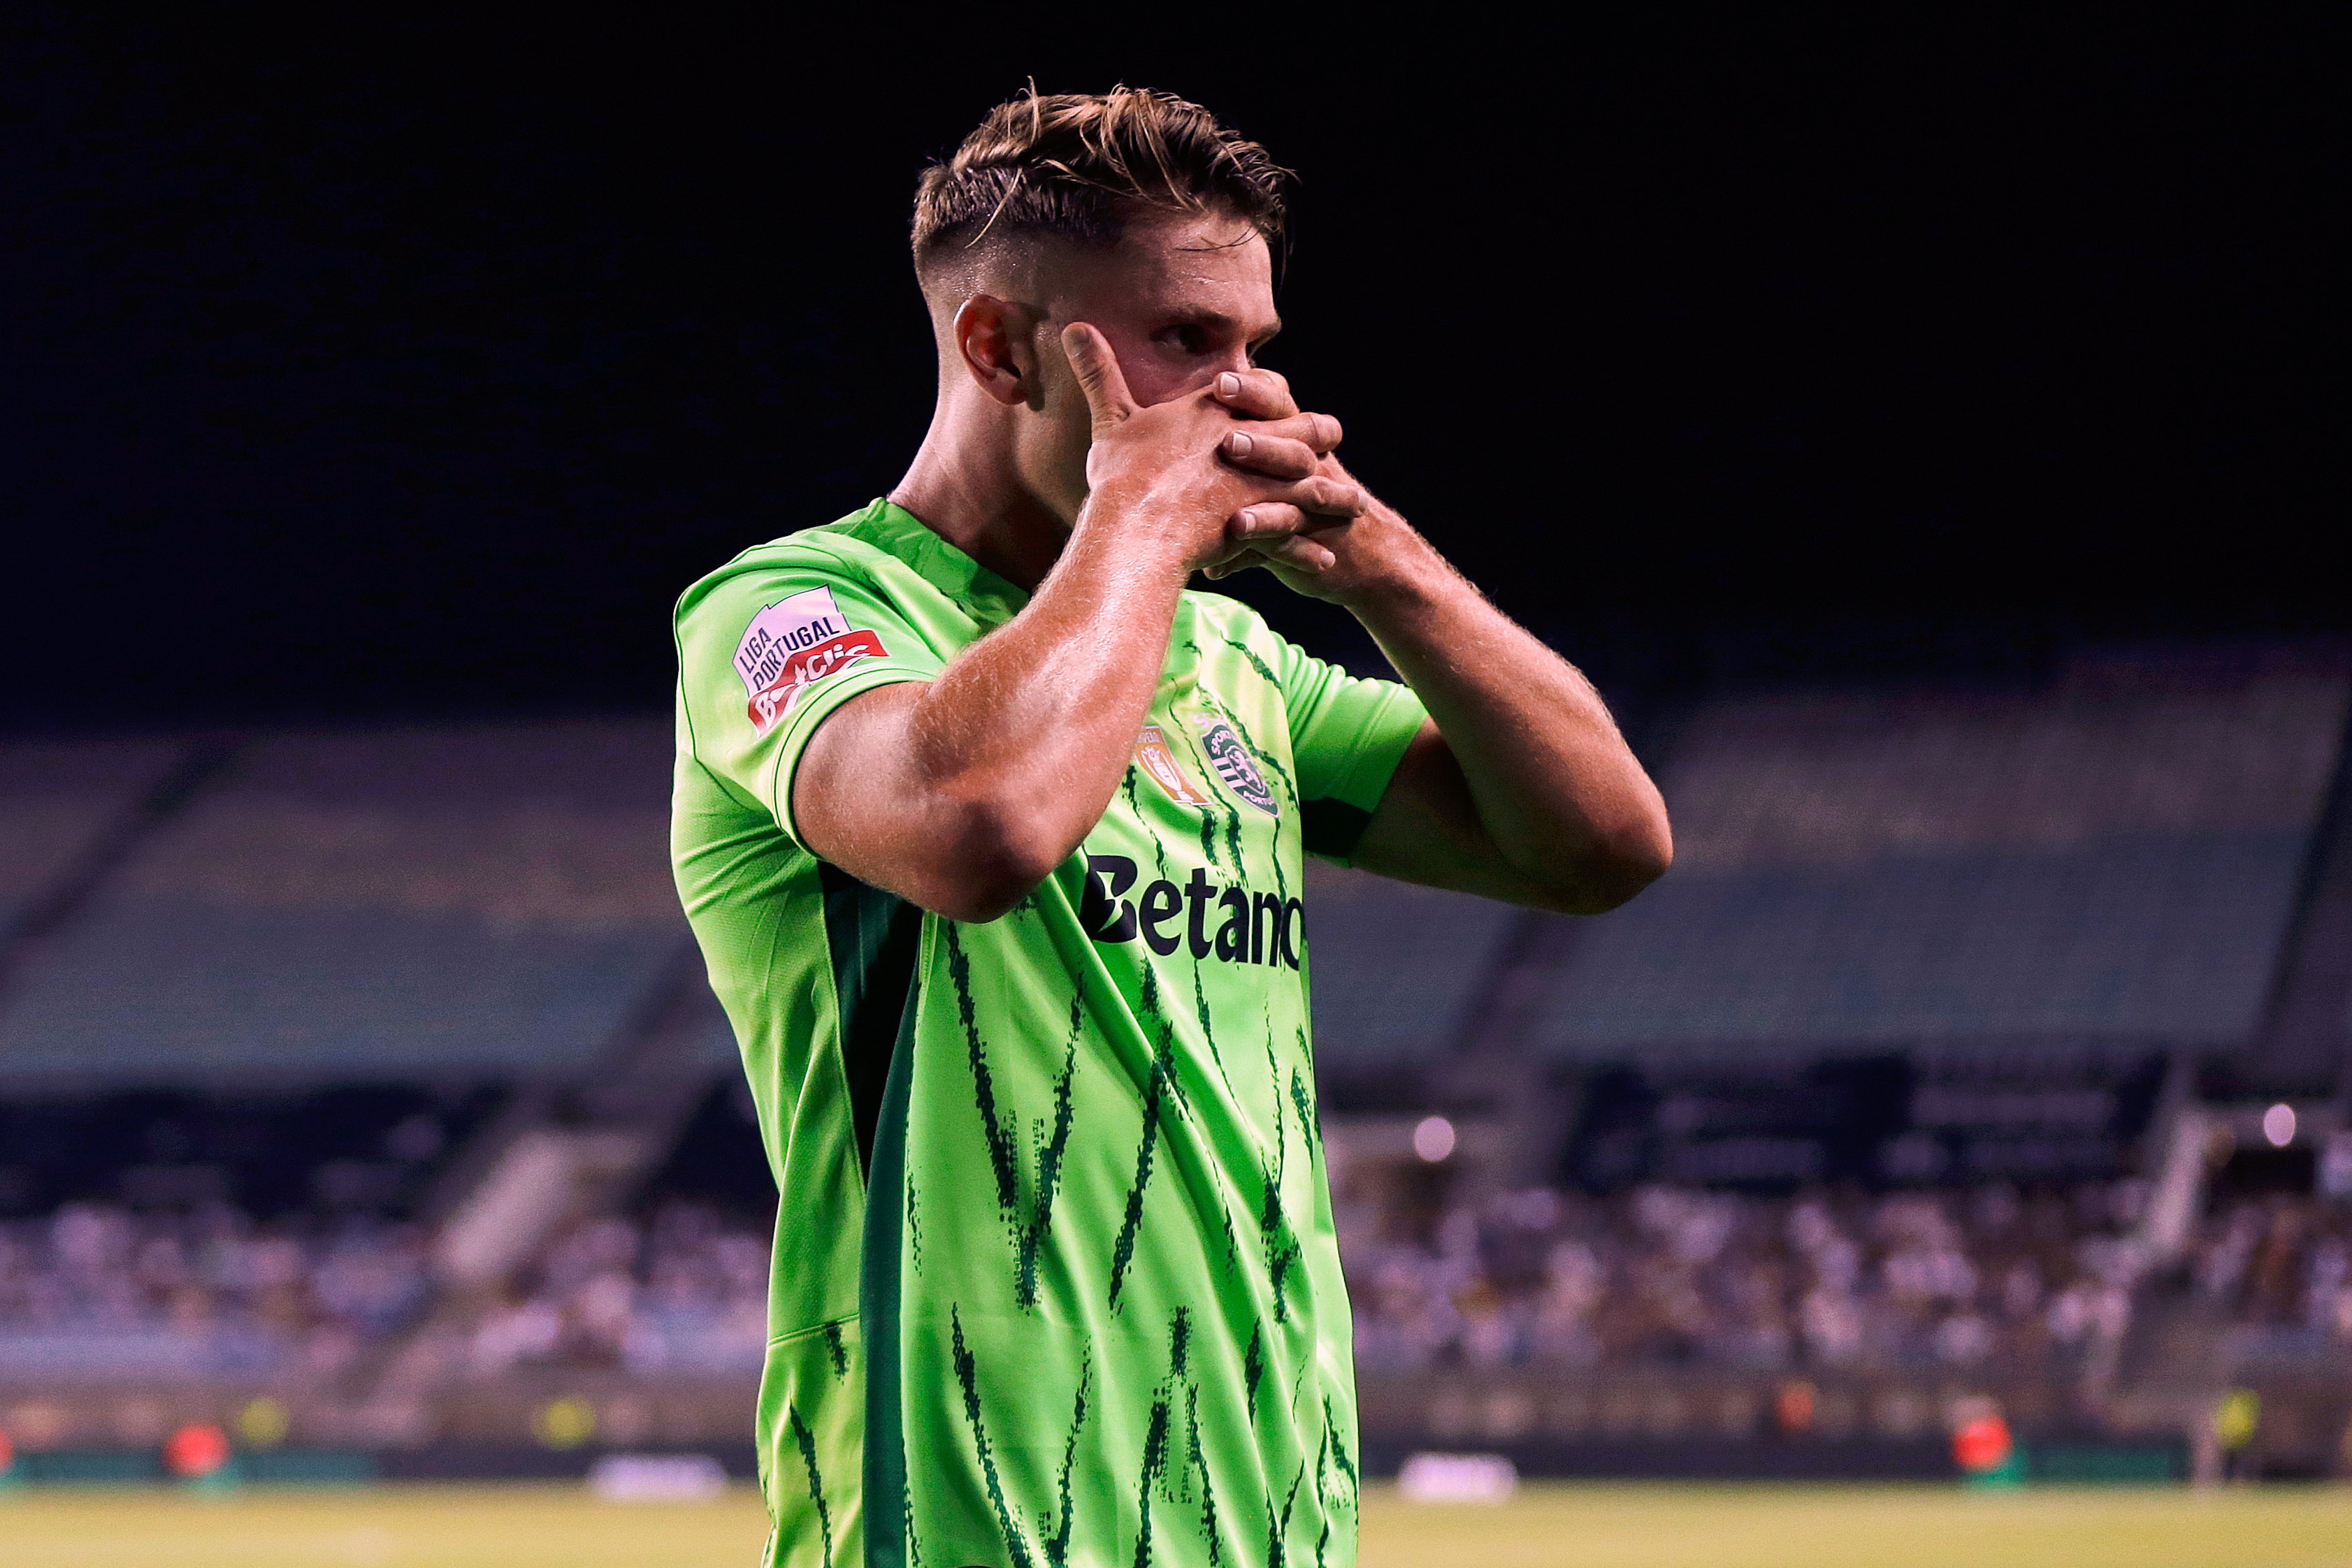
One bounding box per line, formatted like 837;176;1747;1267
1155;324;1211;356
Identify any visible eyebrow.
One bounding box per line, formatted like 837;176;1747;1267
1162;307;1283;343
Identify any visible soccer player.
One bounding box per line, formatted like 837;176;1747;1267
672;88;1671;1568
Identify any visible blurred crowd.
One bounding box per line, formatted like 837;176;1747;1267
466;1203;769;1378
1343;1181;2160;1376
15;1183;2352;1389
2192;1193;2352;1344
0;1203;428;1375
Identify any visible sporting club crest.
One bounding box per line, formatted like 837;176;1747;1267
1190;711;1278;818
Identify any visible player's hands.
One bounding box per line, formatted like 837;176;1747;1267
1207;365;1343;486
1202;453;1441;609
1197;364;1357;580
1064;323;1363;573
1197;365;1436;605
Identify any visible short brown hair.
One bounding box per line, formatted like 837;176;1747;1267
911;87;1287;272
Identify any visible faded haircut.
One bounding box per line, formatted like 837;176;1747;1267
911;86;1288;277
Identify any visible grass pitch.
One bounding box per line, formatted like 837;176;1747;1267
2;1481;2348;1567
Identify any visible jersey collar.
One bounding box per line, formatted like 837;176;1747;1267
851;499;1030;628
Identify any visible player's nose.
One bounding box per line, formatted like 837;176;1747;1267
1185;349;1256;405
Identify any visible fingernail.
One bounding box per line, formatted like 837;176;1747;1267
1227;432;1253;458
1218;372;1241;399
1236;508;1257;533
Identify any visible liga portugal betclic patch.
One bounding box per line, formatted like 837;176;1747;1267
734;586;888;732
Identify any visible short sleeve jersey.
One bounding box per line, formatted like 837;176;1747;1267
671;500;1427;1568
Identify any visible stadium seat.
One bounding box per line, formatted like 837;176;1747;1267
0;737;186;933
0;720;689;1083
1303;861;1520;1067
1531;663;2347;1059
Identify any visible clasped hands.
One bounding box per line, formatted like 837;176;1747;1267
1062;322;1387;601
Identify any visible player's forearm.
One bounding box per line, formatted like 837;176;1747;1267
1349;535;1673;911
805;340;1360;918
893;504;1192;908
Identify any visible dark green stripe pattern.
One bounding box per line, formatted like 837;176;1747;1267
859;981;920;1567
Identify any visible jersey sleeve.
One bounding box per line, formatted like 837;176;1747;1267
1274;633;1430;864
675;546;945;850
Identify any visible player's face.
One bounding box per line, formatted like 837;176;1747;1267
1023;208;1280;520
1045;208;1279;405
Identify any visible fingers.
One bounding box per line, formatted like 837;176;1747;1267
1061;323;1137;429
1225;409;1342;458
1213;368;1297;420
1219;430;1321;481
1227;502;1311;546
1228;493;1355;537
1217;486;1353;553
1212;374;1343;454
1255;533;1341;572
1208;487;1355;581
1280;473;1366;516
1204;516;1341;579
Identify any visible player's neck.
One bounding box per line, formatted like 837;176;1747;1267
889;409;1072;593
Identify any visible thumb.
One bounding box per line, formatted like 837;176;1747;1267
1061;322;1137;430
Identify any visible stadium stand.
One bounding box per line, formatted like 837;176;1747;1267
0;1085;503;1222
1341;1177;2151;1381
0;1087;496;1386
1301;860;1522;1070
0;737;188;935
1558;1052;2167;1193
459;1203;770;1381
7;645;2352;1472
1531;652;2349;1059
0;720;695;1082
0;1204;431;1384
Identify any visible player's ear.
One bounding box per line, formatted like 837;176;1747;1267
953;294;1034;407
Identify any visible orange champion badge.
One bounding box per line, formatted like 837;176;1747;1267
1134;724;1211;806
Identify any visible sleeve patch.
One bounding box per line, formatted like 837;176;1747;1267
733;586;890;732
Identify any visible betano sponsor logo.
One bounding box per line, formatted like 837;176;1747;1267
1081;854;1302;968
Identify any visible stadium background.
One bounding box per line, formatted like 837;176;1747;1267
1;13;2339;1563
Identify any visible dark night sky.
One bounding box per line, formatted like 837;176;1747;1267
1;16;2328;731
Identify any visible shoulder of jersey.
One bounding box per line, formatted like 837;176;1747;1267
677;521;897;619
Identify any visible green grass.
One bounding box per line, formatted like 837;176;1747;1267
1358;1483;2352;1568
1;1481;2347;1567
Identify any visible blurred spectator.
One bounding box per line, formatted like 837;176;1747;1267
467;1203;769;1379
0;1201;427;1374
17;1175;2352;1393
1344;1179;2151;1378
2188;1193;2352;1350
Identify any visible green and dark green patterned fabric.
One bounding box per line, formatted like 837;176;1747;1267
672;500;1425;1568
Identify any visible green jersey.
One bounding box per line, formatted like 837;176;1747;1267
671;500;1427;1568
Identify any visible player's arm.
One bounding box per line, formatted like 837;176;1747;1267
1209;465;1671;915
793;328;1361;922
